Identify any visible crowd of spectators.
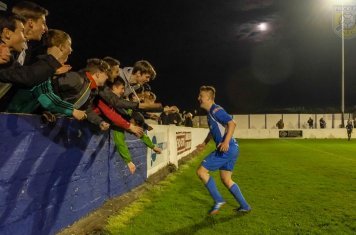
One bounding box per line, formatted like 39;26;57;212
0;1;198;174
158;105;196;127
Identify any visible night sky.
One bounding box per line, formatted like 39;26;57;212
5;0;356;114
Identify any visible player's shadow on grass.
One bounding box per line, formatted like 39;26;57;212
162;214;246;235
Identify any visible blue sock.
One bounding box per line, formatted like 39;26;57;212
205;177;224;203
229;183;249;209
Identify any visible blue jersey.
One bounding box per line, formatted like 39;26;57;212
207;103;235;145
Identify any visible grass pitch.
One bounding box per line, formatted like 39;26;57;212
103;139;356;235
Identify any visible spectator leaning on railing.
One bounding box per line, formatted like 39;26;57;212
94;76;162;174
29;29;86;121
99;57;163;114
51;58;111;131
0;11;63;111
6;1;55;112
119;60;156;99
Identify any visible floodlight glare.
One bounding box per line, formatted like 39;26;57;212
257;22;268;31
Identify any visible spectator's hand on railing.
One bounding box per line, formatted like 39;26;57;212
127;161;136;174
55;64;72;75
72;109;87;121
99;121;110;131
153;146;162;154
128;124;143;137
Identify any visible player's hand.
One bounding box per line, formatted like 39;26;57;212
196;143;206;151
55;64;72;75
72;109;87;120
217;141;229;152
127;161;136;174
153;146;162;154
128;124;143;137
99;121;110;131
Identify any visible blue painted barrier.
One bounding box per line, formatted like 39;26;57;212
0;114;147;235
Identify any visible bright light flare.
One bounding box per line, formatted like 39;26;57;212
257;22;268;31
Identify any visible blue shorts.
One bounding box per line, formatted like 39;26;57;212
201;143;239;171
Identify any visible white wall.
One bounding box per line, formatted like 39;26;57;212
196;113;353;130
233;115;249;129
146;125;209;177
234;128;351;139
300;114;316;128
250;114;266;129
145;125;170;177
283;114;299;129
267;114;281;129
146;114;353;176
